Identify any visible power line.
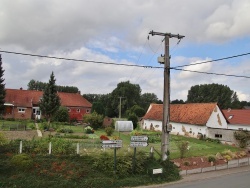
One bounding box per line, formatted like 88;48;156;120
171;67;250;78
1;49;250;78
0;50;162;69
173;52;250;68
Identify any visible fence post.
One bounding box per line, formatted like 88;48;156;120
19;141;22;154
49;142;52;155
150;146;154;158
77;143;80;154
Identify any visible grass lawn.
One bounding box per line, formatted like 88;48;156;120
43;124;241;159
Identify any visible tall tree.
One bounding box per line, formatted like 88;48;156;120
39;72;61;127
187;83;235;109
139;93;159;110
0;55;6;116
109;81;141;117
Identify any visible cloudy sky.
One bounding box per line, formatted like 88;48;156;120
1;0;250;102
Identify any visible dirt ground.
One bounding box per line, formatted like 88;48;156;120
0;130;38;140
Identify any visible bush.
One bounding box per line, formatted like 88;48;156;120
234;130;250;148
100;135;109;140
53;106;70;122
57;128;73;133
84;126;94;134
207;155;216;163
183;161;190;166
83;111;103;130
10;154;33;170
105;126;114;136
0;132;8;145
177;141;189;158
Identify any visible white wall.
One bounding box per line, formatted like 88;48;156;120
227;124;250;131
206;105;228;129
143;119;207;138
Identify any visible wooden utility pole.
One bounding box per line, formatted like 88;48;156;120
149;31;184;161
118;97;125;119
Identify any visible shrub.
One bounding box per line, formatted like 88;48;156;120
57;128;73;133
234;130;250;148
183;161;190;166
207;155;216;163
10;154;33;170
53;106;69;122
0;132;8;146
177;141;189;159
100;135;109;140
83;111;104;130
105;126;114;136
84;126;94;134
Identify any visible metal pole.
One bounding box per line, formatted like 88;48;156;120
132;147;136;173
114;148;117;174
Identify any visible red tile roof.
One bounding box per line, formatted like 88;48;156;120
222;109;250;125
5;89;92;108
143;103;217;125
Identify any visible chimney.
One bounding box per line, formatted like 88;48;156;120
78;90;81;95
20;87;23;90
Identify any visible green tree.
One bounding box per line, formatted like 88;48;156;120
108;81;141;117
187;83;235;109
0;55;5;116
171;99;185;104
91;101;105;115
83;111;104;130
39;72;61;127
126;105;145;117
139;93;159;110
128;113;138;129
53;106;69;122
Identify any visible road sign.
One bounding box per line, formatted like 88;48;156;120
102;140;122;144
131;136;148;142
130;141;148;147
101;140;123;148
102;143;123;148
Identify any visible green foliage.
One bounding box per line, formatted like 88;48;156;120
39;72;61;126
126;105;146;117
83;111;103;130
127;113;138;129
139;93;160;111
57;128;73;133
187;83;235;109
0;132;8;145
148;135;161;143
10;154;33;170
28;79;79;93
207;155;216;163
53;106;69;122
91;102;105;115
177;141;189;158
234;130;250;148
105;126;114;136
84;126;94;134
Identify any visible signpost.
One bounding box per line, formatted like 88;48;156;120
101;140;123;174
130;136;149;173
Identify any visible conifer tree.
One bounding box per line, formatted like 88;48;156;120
0;55;6;116
39;72;60;127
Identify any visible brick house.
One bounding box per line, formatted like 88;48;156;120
3;88;92;121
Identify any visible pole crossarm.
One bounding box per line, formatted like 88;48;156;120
149;30;185;39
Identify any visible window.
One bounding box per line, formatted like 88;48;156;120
215;134;222;138
68;108;71;112
18;108;25;113
155;125;159;128
86;109;90;113
77;109;80;113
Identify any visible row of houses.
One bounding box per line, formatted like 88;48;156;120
3;88;92;121
142;103;250;144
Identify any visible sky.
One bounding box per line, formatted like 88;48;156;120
0;0;250;102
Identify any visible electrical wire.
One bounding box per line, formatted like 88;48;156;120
173;52;250;68
1;50;250;78
0;50;162;69
171;67;250;78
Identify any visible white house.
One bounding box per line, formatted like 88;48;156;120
142;103;228;139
